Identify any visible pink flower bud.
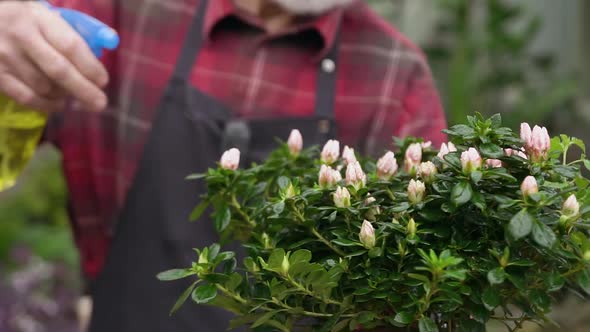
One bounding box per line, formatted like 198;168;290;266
562;194;580;217
437;142;457;160
520;176;538;198
376;151;398;180
333;186;351;208
505;148;527;159
521;123;550;162
346;161;366;189
486;159;502;168
342;146;357;165
319;165;341;188
220;148;240;170
359;220;376;249
404;143;422;174
530;125;550;161
365;194;381;220
421;141;432;149
287;129;303;156
321;140;340;164
407;179;426;204
520;123;533;150
418;161;437;183
460;148;483;173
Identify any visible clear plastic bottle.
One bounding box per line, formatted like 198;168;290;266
0;1;119;191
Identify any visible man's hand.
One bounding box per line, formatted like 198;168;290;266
0;1;109;112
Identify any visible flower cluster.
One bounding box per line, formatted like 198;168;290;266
165;114;590;332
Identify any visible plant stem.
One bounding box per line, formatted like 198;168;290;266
270;299;352;318
231;195;256;227
561;264;585;278
216;284;247;304
310;227;346;257
290;201;346;257
284;274;342;306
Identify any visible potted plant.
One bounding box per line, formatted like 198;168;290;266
159;114;590;331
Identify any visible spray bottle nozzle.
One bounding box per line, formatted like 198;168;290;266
40;1;120;58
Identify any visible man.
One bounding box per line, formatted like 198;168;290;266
0;0;447;331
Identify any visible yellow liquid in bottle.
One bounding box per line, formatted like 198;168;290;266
0;94;48;191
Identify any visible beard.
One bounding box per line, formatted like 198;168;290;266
269;0;356;15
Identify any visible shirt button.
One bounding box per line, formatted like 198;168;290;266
322;58;336;73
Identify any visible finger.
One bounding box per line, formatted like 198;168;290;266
20;31;107;111
0;72;66;112
34;4;109;87
10;49;54;96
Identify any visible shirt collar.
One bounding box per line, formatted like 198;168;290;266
203;0;343;60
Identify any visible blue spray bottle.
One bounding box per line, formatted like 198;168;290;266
0;1;120;190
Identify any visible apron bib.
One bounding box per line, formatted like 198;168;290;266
89;1;341;331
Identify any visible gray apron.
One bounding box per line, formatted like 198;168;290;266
88;0;340;331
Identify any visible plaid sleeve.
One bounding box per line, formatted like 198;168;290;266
397;54;448;147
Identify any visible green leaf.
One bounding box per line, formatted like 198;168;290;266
226;273;243;292
277;176;290;189
273;201;285;215
353;287;373;295
328;210;337;222
267;249;286;270
345;250;367;258
470;171;482;184
508;209;534;240
471;191;486;210
208;244;220;260
573;138;586;153
577;269;590;295
368;247;383;258
445;269;466;281
289;249;312;265
393;311;414;325
451;181;473;206
332;238;363;247
530;289;551;310
192;284;217;304
490;114;502;128
215;207;231;232
157;269;194;281
419;317;439;332
185;173;207;180
391;202;410;213
479;143;504;158
487;267;506;285
331;319;352;332
251;310;278;328
217;251;235;262
408;273;430;283
170;282;197;315
190;200;209;221
545;271;565;291
448;124;475;136
532;221;556;248
584;159;590;172
482;287;501;311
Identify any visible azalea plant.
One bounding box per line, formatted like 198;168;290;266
159;114;590;332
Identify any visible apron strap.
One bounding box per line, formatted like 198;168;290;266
172;0;209;81
314;18;342;120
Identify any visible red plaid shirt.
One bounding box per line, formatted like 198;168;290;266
48;0;447;279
